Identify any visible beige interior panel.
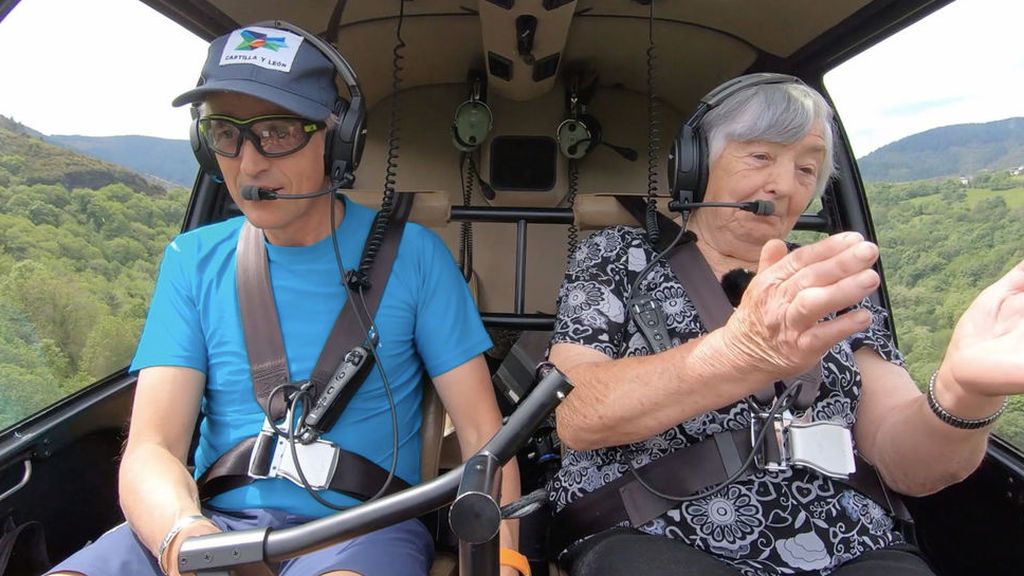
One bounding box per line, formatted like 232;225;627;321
354;82;685;315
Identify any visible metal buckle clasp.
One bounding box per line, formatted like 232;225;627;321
752;411;791;472
246;416;340;490
751;411;856;480
788;421;856;480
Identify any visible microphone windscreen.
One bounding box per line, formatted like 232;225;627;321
241;185;260;201
754;200;775;216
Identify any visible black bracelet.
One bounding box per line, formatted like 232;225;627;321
927;371;1007;430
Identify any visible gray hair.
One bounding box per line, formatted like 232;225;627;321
702;82;836;198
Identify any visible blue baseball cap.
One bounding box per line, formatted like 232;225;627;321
172;25;339;121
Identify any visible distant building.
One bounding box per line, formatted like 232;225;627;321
959;175;970;186
1009;165;1023;176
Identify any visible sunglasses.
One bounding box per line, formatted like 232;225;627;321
198;114;326;158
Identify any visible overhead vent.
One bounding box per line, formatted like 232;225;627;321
488;51;514;81
532;53;560;81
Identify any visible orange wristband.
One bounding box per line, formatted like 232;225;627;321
500;547;531;576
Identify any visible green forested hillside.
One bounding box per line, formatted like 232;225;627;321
48;134;198;189
868;175;1024;446
0;125;186;428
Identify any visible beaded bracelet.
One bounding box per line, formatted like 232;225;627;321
927;371;1007;430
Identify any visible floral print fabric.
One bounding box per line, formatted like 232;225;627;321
549;226;906;575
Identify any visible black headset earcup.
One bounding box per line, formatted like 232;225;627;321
324;98;361;188
580;114;602;155
670;122;706;205
190;116;223;181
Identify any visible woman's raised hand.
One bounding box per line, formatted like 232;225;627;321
719;232;881;383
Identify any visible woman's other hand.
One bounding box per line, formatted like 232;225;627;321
941;259;1024;398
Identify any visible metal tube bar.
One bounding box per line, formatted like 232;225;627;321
450;206;573;224
480;313;554;330
515;220;527;315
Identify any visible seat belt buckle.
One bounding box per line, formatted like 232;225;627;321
751;411;856;480
247;416;341;490
269;436;340;490
788;421;856;480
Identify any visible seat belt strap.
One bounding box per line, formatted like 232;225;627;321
551;435;910;554
198;194;412;500
238;193;412;420
196;436;410;502
236;221;291;419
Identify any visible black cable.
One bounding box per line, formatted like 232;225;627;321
259;382;306;436
628;380;802;503
458;153;475;281
351;0;406;288
285;391;355;511
644;0;661;246
565;159;580;262
327;193;401;504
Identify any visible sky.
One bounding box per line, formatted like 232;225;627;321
0;0;1021;157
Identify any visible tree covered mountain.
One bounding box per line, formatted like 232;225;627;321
48;134;198;189
0;114;197;188
0;117;167;195
858;117;1024;182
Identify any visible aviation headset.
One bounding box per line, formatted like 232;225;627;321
190;20;366;188
451;73;493;153
668;73;804;205
556;113;602;160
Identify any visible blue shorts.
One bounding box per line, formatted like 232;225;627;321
46;508;434;575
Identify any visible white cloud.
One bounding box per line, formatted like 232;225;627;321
0;0;209;139
826;0;1024;157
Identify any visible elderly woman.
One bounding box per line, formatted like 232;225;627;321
547;75;1024;576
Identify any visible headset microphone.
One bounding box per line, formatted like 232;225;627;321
240;185;333;202
668;199;775;216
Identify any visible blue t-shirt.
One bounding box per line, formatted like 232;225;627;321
130;196;492;517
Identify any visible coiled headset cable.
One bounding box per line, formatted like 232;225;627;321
458;153;476;281
644;0;661;247
565;159;580;261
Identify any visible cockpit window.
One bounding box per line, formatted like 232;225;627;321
0;0;205;430
826;0;1024;452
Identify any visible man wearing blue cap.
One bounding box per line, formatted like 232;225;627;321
48;22;522;576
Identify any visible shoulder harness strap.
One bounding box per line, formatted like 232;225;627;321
197;193;414;501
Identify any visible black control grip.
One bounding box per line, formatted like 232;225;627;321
302;347;374;438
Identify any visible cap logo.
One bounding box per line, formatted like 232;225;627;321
219;27;304;72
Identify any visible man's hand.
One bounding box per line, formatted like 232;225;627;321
718;232;880;385
940;259;1024;398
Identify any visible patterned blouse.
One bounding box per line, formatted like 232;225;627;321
549;226;906;576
